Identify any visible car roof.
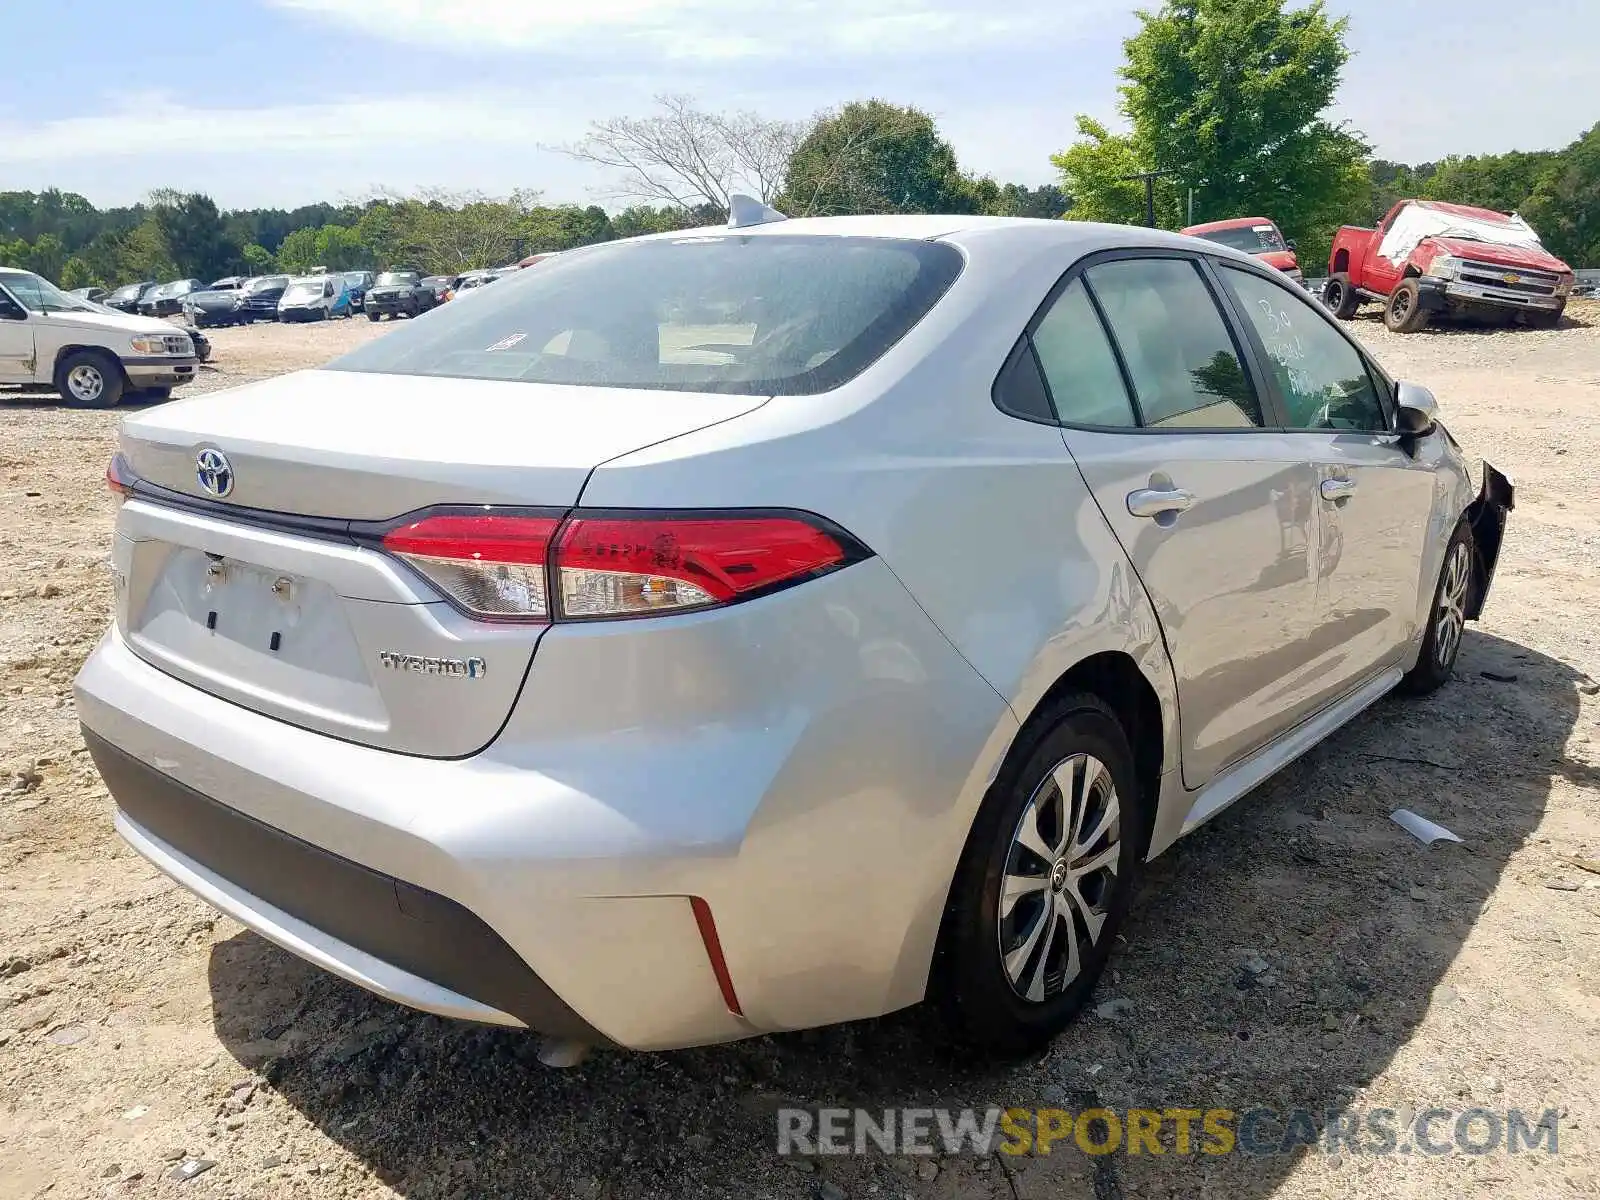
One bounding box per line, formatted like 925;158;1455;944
1409;198;1518;225
632;213;1218;255
1180;216;1276;234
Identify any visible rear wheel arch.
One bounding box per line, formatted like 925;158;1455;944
1331;248;1350;274
1017;652;1164;860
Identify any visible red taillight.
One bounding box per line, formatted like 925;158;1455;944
382;513;561;621
376;509;863;622
106;452;135;500
554;513;849;618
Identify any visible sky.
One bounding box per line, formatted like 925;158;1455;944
1;0;1594;212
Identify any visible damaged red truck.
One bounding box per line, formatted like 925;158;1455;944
1324;199;1575;333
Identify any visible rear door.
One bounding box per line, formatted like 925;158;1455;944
1360;204;1407;295
1031;251;1324;789
1214;260;1435;702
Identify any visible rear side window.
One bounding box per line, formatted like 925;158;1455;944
1030;280;1137;427
1084;258;1263;429
326;235;964;396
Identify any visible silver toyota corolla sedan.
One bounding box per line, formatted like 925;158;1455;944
76;204;1512;1060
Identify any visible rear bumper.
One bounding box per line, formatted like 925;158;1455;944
74;558;1014;1049
87;730;601;1037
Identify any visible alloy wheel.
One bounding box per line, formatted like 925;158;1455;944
1434;540;1470;668
997;753;1122;1003
66;364;104;403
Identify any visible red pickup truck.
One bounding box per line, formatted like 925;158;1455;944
1324;199;1574;332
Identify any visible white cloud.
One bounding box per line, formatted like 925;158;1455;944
0;91;589;166
268;0;1122;60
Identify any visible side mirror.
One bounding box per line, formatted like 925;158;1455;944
1286;238;1298;252
0;300;26;321
1394;380;1438;436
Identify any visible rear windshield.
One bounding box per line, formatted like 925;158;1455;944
325;235;964;395
1196;224;1287;254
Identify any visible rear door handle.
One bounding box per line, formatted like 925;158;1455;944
1320;477;1357;501
1127;487;1195;519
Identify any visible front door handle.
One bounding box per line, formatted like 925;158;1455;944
1320;477;1357;502
1127;487;1196;519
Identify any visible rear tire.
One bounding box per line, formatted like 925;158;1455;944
1384;280;1431;333
1324;272;1360;319
368;311;381;322
1399;520;1473;696
935;694;1143;1056
55;350;124;409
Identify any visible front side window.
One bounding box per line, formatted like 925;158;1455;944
1218;265;1387;431
0;271;95;314
327;235;965;396
1030;280;1136;427
1085;258;1263;429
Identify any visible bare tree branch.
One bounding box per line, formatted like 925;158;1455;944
554;94;802;213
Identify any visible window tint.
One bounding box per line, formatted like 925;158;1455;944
1219;265;1387;431
328;236;964;396
1085;258;1263;429
1030;280;1136;427
992;337;1055;422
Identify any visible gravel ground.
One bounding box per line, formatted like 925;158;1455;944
2;305;1599;1200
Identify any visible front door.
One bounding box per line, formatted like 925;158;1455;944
1214;262;1437;702
1029;254;1324;789
0;286;34;383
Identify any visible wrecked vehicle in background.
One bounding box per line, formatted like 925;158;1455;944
1181;217;1303;284
1324;200;1575;332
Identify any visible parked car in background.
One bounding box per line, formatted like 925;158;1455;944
1181;217;1302;283
0;266;197;407
68;287;109;305
104;281;156;313
277;274;352;322
182;279;250;328
237;275;292;320
363;270;436;320
421;275;460;304
343;271;375;311
139;279;206;319
75;210;1512;1058
454;269;499;293
517;252;554;269
1324;199;1575;332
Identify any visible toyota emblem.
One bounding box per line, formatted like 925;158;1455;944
196;447;234;498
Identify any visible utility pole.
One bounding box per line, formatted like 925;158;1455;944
1118;168;1177;228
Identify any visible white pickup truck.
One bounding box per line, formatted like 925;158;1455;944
0;266;199;407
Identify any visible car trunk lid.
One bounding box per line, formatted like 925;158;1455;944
113;370;767;755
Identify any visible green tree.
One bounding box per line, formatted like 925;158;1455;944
311;224;366;270
781;100;974;217
118;220;179;281
274;226;322;274
1053;0;1369;254
240;243;276;274
59;257;96;289
1523;123;1600;267
1421;151;1558;216
149;191;240;280
22;233;65;280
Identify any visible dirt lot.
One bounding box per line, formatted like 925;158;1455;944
2;306;1599;1200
